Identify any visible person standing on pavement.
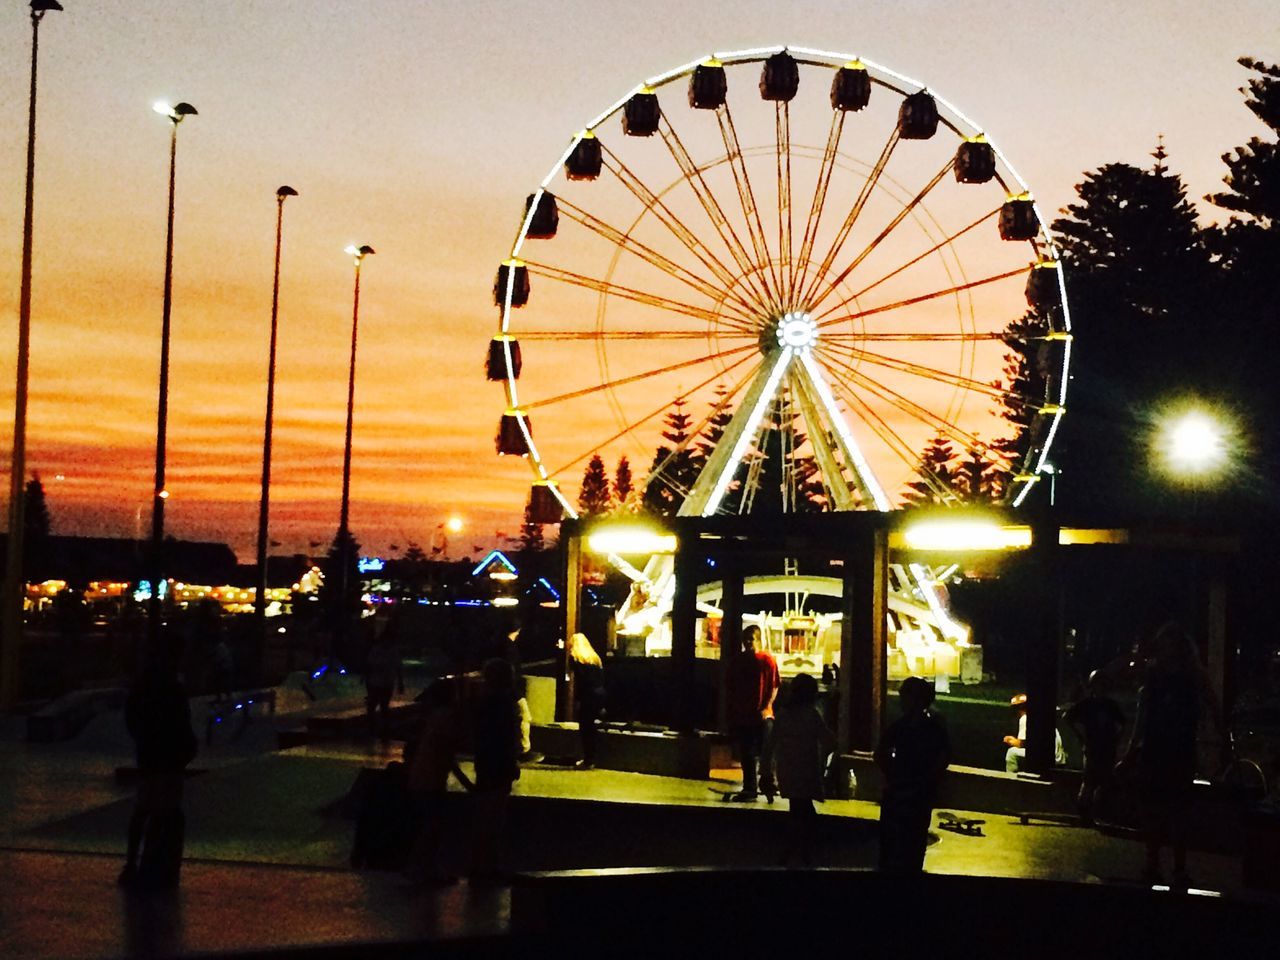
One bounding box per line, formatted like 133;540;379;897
119;655;198;890
727;625;780;801
875;676;951;874
470;658;522;883
404;678;473;885
569;632;605;769
773;672;836;865
365;621;404;744
1064;671;1126;825
1118;622;1229;889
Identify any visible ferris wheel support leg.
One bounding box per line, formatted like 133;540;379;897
793;352;889;511
679;349;793;518
792;371;857;510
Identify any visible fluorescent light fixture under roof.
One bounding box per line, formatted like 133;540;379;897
901;520;1032;552
586;525;678;556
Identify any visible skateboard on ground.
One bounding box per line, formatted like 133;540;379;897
937;810;985;836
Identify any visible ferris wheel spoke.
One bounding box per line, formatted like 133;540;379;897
776;101;794;308
653;112;776;315
546;350;759;481
524;342;759;411
556;196;762;323
836;206;1001;308
806;157;956;314
793;110;846;309
814;346;1013;466
600;147;758;309
820;340;1045;409
519;330;756;340
821;361;962;502
796;127;900;309
523;260;746;328
813;265;1029;329
713;102;785;311
822;331;1008;342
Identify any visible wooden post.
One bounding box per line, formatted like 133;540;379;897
560;529;582;723
671;539;698;734
842;526;887;753
1025;515;1061;776
718;555;743;734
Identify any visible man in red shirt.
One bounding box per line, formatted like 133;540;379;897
727;625;780;801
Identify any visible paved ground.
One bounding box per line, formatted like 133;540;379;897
0;693;1263;959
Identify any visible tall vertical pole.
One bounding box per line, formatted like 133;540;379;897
254;187;296;670
335;246;372;662
2;3;58;709
148;120;181;657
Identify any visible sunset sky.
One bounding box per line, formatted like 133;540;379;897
0;1;1275;561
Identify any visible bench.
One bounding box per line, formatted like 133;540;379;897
26;687;127;743
205;689;277;745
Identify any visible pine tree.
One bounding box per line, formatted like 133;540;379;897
578;454;612;516
520;500;545;552
902;434;960;507
612;456;634;512
1207;58;1280;228
954;446;998;503
643;396;704;516
23;475;52;579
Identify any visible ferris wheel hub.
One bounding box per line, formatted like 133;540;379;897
771;311;818;352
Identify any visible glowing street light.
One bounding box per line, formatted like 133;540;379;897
148;96;197;655
446;516;464;534
3;0;62;709
1154;405;1235;482
335;244;374;658
254;186;298;652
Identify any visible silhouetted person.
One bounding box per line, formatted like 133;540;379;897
1064;671;1125;825
569;632;605;769
876;676;950;874
365;622;404;743
470;658;521;882
774;673;835;865
1118;622;1228;888
727;625;780;801
119;657;198;890
404;678;473;885
1003;692;1066;773
211;637;234;703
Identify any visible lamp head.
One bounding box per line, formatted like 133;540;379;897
344;244;376;262
32;1;64;13
153;101;198;123
276;185;299;200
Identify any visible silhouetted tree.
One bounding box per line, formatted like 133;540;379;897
902;433;960;507
519;500;545;553
644;397;704;516
578;455;612;516
23;475;51;579
612;456;635;512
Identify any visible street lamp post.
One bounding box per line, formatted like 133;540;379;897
335;244;374;661
2;0;63;710
254;186;298;666
148;100;197;658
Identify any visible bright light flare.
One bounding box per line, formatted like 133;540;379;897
586;524;677;555
900;519;1031;551
446;516;464;534
1162;410;1228;477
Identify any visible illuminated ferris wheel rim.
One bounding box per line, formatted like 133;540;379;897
495;44;1073;518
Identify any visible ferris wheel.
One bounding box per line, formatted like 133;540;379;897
487;46;1071;642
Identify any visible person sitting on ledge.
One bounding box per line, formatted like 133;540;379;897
1004;692;1066;773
